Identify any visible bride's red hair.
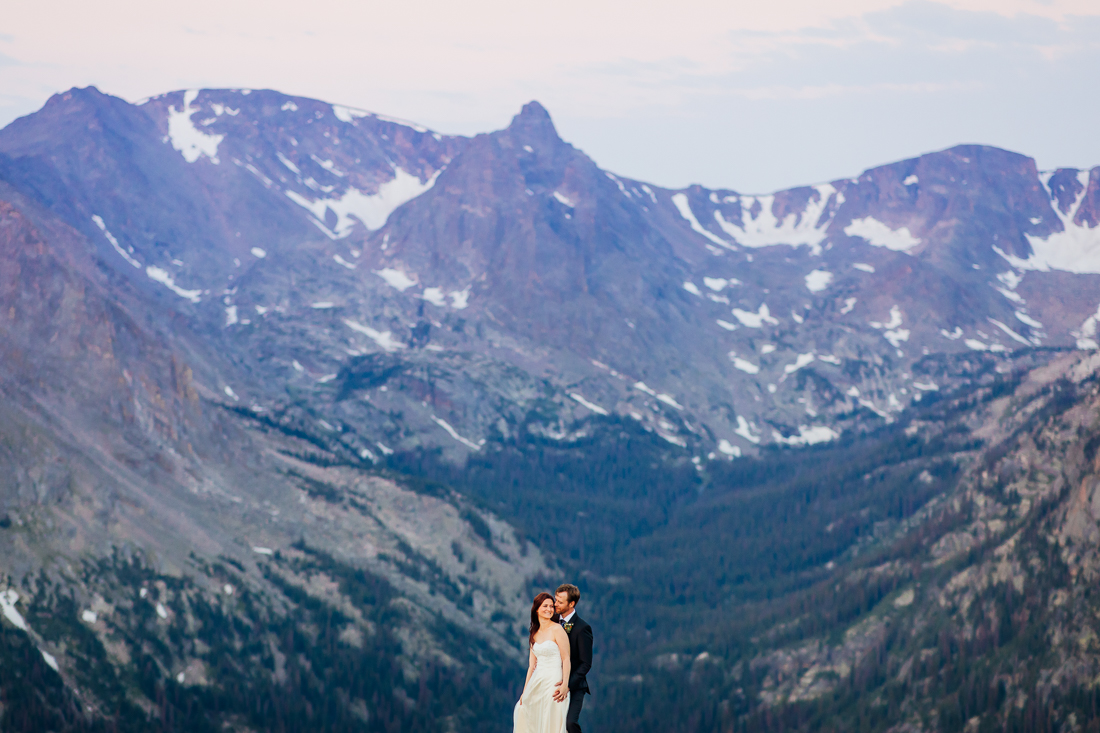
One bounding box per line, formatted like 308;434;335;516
529;592;559;645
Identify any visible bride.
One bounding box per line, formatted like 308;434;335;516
514;592;571;733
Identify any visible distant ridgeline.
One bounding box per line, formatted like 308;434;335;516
1;86;1100;731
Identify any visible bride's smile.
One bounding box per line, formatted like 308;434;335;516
537;598;555;621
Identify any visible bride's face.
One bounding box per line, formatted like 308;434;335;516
537;598;555;620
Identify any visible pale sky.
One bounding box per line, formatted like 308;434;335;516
2;0;1098;192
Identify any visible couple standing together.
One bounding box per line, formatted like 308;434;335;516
513;584;593;733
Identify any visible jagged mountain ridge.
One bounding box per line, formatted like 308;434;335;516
0;117;548;731
2;87;1098;457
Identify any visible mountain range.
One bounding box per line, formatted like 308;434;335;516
1;86;1100;732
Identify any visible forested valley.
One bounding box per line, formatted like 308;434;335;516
393;349;1100;732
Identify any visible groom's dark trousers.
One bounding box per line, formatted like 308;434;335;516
564;615;593;733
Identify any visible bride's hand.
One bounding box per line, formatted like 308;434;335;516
552;682;568;702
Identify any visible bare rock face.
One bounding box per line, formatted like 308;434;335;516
4;87;1100;460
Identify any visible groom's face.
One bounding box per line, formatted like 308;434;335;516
555;591;574;615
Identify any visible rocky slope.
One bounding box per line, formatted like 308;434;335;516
614;349;1100;732
0;155;546;730
2;85;1100;731
3;87;1099;461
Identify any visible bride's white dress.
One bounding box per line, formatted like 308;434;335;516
513;640;569;733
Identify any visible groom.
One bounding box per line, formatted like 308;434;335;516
553;583;592;733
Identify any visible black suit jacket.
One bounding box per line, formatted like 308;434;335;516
563;615;593;694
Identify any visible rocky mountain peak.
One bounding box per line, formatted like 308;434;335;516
512;99;552;123
42;85;114;113
0;86;134;153
505;100;562;148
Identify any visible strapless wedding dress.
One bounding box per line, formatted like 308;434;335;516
513;640;569;733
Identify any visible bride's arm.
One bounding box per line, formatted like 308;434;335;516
554;627;571;695
519;646;536;704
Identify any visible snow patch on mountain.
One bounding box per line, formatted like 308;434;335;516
735;416;761;444
731;304;778;328
671;193;732;249
570;393;609;415
431;415;481;450
553;191;575;208
783;353;815;374
146;266;202;303
844;217;921;252
332;104;370;123
713;184;837;253
870;306;903;330
633;382;682;409
449;287;470;309
989;318;1033;346
994;270;1025;303
276;152;301;174
0;589;28;631
286;168;441;238
804;269;833;292
343;319;406;352
965;339;1006;352
208;103;239;117
884;328;910;349
91;215;141;269
167;90;224;164
867;305;909;348
310;155;346;177
1016;311;1043;329
772;425;839;446
729;353;760;374
1072;303;1100;349
332;103;431;132
374;268;417;291
717;439;741;457
997;171;1100;274
658;393;683;409
422;287;446;307
704;277;735;291
658;432;687;448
